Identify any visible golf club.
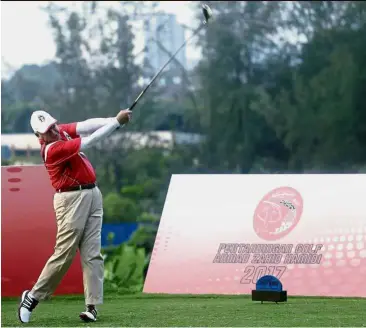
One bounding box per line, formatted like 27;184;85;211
128;4;213;112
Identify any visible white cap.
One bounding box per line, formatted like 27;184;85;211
30;110;57;134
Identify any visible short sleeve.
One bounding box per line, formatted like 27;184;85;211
58;123;79;138
46;138;81;165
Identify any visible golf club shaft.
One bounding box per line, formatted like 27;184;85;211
129;21;207;112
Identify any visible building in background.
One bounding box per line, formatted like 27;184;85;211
1;131;203;165
1;134;42;165
187;58;199;71
143;12;187;85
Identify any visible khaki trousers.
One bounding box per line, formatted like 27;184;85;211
31;187;104;305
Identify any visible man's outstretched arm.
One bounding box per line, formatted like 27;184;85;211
46;110;132;165
80;109;132;149
76;117;119;136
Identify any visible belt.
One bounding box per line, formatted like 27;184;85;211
56;183;96;193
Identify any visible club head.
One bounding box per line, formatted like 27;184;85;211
202;4;212;23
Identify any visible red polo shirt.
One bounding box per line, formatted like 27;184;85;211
40;123;97;190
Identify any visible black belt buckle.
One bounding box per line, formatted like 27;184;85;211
57;183;96;193
85;183;96;190
80;183;95;191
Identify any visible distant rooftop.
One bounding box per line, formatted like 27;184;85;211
1;131;204;151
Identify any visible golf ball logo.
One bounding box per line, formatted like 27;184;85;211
253;187;303;241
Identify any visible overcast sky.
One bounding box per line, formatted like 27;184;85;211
1;1;200;79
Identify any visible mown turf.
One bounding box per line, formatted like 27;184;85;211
2;293;366;327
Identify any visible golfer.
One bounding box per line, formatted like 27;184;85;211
18;108;132;324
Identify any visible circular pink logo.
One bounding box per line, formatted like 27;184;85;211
253;186;303;241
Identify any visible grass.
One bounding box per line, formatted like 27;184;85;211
2;293;366;327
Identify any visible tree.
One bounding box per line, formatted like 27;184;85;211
193;1;287;173
252;1;366;172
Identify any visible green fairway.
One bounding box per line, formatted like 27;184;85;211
2;294;366;327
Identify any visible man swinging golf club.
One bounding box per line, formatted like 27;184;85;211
18;108;132;324
17;4;213;324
